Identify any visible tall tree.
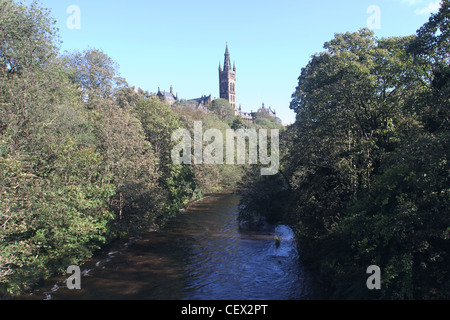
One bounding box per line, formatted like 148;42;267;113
209;98;236;122
409;0;449;132
0;0;62;131
62;48;122;108
284;25;449;299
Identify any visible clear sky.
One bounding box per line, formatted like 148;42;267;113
37;0;442;124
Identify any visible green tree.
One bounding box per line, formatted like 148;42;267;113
113;83;141;109
95;101;161;233
132;98;196;214
269;24;448;299
0;0;59;74
0;0;148;296
230;116;248;130
0;0;63;131
209;99;236;123
409;0;449;133
62;48;122;108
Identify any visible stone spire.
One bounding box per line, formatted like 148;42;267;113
224;43;232;71
219;43;237;110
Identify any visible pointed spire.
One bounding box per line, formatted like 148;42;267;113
224;43;231;71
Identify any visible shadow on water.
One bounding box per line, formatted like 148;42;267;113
18;189;319;300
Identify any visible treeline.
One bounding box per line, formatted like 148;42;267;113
241;3;449;299
0;0;282;298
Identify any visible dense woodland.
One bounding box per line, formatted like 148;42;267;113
1;0;448;300
241;1;449;299
0;0;283;297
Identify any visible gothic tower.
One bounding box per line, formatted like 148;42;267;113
219;44;237;111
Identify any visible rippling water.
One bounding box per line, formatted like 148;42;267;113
19;190;314;300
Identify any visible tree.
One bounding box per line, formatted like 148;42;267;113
409;0;449;132
0;0;62;130
62;48;122;107
95;101;161;228
231;116;248;130
0;0;59;74
132;98;197;214
113;83;141;109
209;99;236;122
272;25;449;299
0;0;159;297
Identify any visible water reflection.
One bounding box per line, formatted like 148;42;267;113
19;190;314;300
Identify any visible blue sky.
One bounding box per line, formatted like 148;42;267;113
37;0;442;124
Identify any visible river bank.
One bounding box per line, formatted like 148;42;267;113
17;189;317;300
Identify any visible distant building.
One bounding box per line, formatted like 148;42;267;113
239;107;255;122
155;45;277;123
157;85;178;105
257;103;277;119
219;43;237;111
218;45;275;122
238;103;277;123
187;95;212;110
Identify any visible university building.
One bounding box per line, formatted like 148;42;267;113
218;44;276;122
156;44;276;122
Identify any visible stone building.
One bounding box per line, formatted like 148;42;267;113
187;95;212;110
157;85;178;105
155;45;277;123
219;44;237;111
219;45;276;122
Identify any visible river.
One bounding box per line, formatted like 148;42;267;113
19;189;316;300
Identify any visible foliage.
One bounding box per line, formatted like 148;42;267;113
238;173;290;228
0;0;258;297
175;107;246;196
61;48;123;108
209;98;235;123
131;97;197;215
240;3;449;300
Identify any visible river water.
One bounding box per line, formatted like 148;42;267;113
19;189;315;300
